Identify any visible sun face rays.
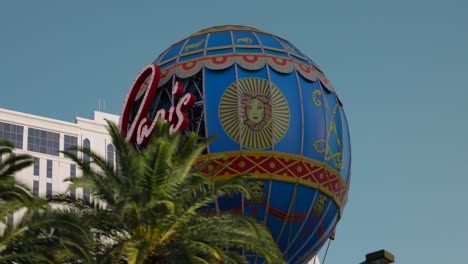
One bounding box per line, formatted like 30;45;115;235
219;78;290;149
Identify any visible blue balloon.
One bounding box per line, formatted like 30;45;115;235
148;25;351;263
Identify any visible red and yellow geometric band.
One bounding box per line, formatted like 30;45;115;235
196;151;349;214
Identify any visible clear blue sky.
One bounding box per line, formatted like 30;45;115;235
1;1;467;263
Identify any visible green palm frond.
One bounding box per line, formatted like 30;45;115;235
0;141;46;223
0;207;96;264
54;121;284;264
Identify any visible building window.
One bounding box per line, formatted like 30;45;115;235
83;189;90;204
0;122;24;149
27;128;59;156
46;182;52;199
33;180;39;196
64;135;78;156
107;144;114;168
70;164;76;199
83;139;90;163
70;164;76;177
83;139;90;203
46;160;52;178
33;158;40;176
7;214;14;227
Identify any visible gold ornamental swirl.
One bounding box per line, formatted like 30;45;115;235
312;89;323;107
219;78;290;149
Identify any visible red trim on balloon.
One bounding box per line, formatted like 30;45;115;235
197;152;348;209
181;61;197;71
211;55;229;64
272;56;288;66
242;54;259;63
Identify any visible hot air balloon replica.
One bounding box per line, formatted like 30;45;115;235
120;25;351;263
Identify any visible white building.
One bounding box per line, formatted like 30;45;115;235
307;256;321;264
0;108;119;200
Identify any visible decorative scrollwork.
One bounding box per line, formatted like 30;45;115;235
313;194;328;216
313;139;326;154
312;90;323;107
313;104;343;169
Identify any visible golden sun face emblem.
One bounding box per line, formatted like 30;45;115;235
240;93;272;131
219;78;290;149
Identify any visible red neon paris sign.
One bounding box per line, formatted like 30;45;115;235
120;63;196;146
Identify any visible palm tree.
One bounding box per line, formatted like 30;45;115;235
62;121;284;264
0;140;41;221
0;209;95;264
0;140;94;264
